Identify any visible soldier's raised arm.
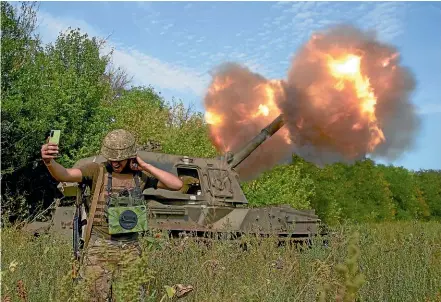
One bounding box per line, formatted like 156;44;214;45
41;139;82;183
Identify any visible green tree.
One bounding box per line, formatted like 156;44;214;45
242;161;316;210
1;1;42;175
161;99;217;158
294;157;396;224
376;165;431;220
102;88;217;158
1;1;49;221
339;159;395;222
1;2;113;221
100;86;169;145
305;160;347;225
39;28;113;165
415;169;441;219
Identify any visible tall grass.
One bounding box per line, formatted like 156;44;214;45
2;221;441;301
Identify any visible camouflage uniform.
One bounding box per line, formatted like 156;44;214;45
78;129;151;302
79;237;142;301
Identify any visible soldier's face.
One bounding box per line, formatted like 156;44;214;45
110;159;128;173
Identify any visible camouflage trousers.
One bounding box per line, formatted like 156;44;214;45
78;237;145;302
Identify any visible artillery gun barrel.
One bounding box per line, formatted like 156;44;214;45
228;114;285;169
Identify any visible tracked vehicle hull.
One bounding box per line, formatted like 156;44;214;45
26;200;323;243
151;204;320;236
24;113;326;247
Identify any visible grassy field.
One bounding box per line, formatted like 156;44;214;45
1;221;441;302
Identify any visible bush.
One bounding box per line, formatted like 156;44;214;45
242;162;316;209
2;222;441;301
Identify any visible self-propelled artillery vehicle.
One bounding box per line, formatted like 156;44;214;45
25;114;325;248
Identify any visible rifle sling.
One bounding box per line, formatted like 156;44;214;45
84;165;105;249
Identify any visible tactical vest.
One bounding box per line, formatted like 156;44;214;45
90;164;148;240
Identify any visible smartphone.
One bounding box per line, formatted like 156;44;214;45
49;130;61;145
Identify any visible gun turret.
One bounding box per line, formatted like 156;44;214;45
227;114;285;169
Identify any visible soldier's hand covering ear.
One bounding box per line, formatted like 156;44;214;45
129;157;144;171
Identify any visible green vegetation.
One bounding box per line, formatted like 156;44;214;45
2;3;441;301
242;156;441;226
2;222;441;301
2;1;440;226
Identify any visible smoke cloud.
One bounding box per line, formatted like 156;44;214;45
284;24;420;165
204;24;420;180
204;63;294;179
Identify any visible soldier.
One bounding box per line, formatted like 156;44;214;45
41;129;183;301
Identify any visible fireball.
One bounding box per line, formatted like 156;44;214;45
203;25;416;180
327;53;386;151
205;73;290;155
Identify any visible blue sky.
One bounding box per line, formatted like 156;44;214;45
23;1;441;171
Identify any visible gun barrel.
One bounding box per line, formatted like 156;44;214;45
73;211;80;259
228;114;285;169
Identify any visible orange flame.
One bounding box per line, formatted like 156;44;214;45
205;111;223;125
327;53;385;151
205;77;291;150
257;104;269;117
250;81;283;118
206;78;284;120
202;26;415;180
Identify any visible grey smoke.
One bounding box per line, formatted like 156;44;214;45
204;63;294;180
284;24;420;165
204;25;420;180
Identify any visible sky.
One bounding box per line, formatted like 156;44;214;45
19;1;441;171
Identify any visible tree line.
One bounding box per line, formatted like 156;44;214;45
2;2;440;226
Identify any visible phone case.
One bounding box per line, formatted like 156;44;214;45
49;130;60;144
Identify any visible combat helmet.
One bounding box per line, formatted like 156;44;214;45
100;129;137;161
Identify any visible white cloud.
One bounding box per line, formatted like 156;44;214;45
34;1;413;104
162;23;174;30
35;10;210;97
219;1;411;80
110;47;209;96
269;1;409;45
359;2;408;42
36;11;101;43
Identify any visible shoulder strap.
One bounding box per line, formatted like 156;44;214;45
131;171;143;199
133;171;141;189
84;164;105;249
105;163;113;208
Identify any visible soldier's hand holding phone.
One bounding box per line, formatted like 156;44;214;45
41;130;60;163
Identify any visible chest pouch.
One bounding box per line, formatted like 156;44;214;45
104;170;148;235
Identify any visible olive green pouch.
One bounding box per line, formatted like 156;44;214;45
107;197;148;235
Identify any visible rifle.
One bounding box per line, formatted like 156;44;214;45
72;183;86;280
73;203;81;260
